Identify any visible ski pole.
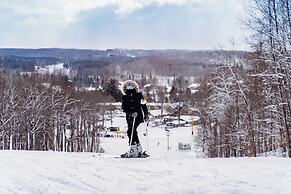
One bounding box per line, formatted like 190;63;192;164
146;120;149;153
129;115;136;147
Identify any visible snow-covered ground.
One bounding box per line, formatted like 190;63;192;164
1;116;291;194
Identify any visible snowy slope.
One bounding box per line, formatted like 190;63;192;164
1;151;291;194
1;119;291;194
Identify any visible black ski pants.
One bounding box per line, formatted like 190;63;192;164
126;115;142;145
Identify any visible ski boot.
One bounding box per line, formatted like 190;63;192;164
136;143;143;156
121;144;138;158
136;143;149;158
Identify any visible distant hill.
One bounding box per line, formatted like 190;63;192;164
0;48;106;60
0;48;247;77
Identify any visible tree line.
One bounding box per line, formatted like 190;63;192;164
0;73;114;152
195;0;291;158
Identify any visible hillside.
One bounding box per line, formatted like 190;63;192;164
1;150;290;194
1;118;290;194
0;48;247;77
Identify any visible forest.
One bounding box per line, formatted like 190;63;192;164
194;0;291;158
0;73;116;152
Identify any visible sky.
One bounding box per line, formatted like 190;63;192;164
0;0;250;50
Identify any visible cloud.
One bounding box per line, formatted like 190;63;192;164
0;0;249;50
0;0;195;25
0;0;244;26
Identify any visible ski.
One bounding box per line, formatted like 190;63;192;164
98;151;150;159
120;155;150;159
119;151;150;158
101;155;150;159
117;155;150;159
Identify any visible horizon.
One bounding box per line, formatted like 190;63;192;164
0;47;249;52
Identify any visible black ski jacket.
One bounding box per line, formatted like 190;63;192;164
122;92;148;123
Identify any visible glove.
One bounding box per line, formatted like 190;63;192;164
144;114;149;122
131;112;138;118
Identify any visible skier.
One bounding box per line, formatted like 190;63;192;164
120;80;149;157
